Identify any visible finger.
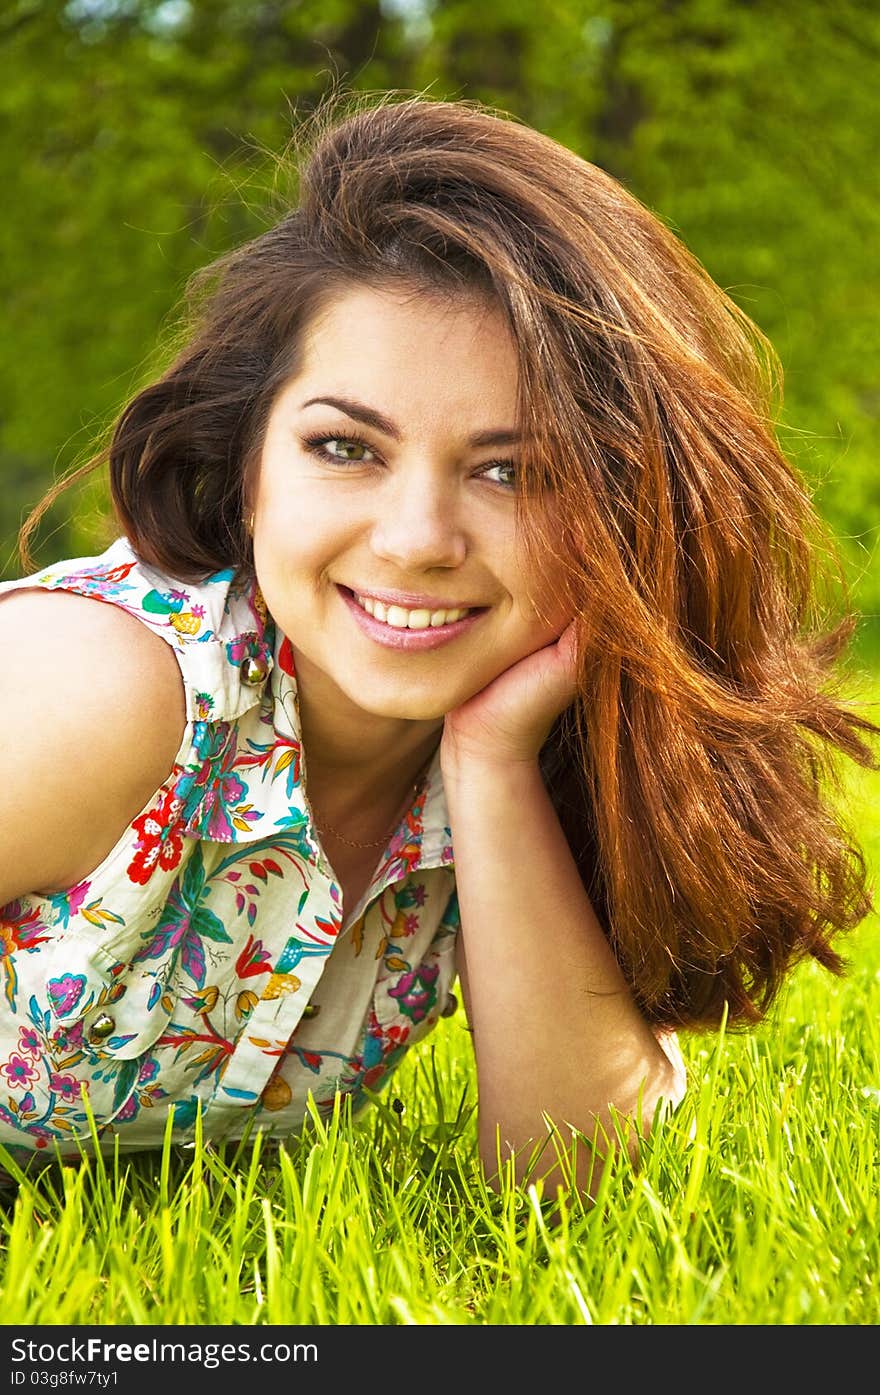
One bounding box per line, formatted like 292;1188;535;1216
555;619;582;677
556;621;578;666
535;630;579;713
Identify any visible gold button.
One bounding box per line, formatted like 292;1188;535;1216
88;1012;116;1043
240;654;269;686
302;1003;320;1020
261;1074;292;1111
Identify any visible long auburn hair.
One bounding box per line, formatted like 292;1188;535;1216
20;91;878;1031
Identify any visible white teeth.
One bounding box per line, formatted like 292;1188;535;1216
353;593;471;629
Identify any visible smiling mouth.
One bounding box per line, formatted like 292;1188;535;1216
350;591;479;631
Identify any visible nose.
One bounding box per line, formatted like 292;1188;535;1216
369;467;468;570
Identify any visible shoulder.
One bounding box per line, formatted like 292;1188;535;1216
0;585;185;738
0;587;187;900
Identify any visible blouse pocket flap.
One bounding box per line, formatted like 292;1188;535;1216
43;945;173;1063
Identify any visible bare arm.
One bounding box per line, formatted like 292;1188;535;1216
0;589;187;904
441;625;686;1197
446;754;685;1195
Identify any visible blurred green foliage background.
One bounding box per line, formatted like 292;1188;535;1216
2;0;878;652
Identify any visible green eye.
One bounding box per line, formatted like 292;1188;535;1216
326;438;373;461
302;432;378;465
482;461;518;489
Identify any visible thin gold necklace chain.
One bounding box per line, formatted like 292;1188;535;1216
311;767;431;850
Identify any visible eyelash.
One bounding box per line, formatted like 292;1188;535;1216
300;431;518;490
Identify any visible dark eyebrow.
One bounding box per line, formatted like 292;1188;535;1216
300;396;521;448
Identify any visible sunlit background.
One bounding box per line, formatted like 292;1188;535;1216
3;0;878;656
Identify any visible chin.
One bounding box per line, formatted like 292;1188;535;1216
360;694;453;722
342;675;459;722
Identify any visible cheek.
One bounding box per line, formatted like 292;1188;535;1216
508;547;569;631
257;490;350;577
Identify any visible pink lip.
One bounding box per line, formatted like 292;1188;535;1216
338;586;487;650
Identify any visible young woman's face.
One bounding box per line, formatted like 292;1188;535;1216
251;284;565;722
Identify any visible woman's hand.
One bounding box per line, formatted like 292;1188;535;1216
441;620;579;772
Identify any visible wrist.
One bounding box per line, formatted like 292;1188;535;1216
439;742;542;792
440;723;545;780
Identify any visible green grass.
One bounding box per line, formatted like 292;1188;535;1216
2;711;879;1326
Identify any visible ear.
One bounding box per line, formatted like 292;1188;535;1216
240;452;261;535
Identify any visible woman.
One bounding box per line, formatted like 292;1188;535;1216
0;94;874;1190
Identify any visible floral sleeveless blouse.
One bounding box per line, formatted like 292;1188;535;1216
0;538;459;1171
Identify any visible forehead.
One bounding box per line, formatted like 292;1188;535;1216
288;283;520;429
